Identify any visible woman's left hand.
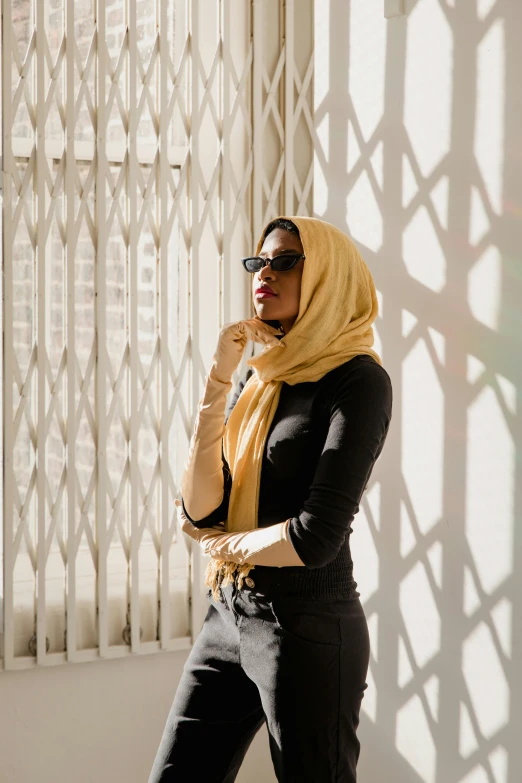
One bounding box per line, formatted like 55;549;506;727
175;498;227;550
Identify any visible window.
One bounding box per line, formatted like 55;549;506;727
1;0;313;669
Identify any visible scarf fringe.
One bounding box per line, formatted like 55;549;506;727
204;559;255;600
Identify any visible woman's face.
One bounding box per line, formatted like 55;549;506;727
252;228;305;334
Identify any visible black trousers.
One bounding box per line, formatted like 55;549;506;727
148;576;370;783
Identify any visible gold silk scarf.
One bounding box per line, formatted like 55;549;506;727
204;216;383;594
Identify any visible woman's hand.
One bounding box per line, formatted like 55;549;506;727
175;499;248;563
175;499;305;568
211;317;282;383
175;499;227;549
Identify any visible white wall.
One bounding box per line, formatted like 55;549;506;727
315;1;522;782
0;649;276;783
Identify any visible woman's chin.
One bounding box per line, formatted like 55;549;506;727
254;302;279;320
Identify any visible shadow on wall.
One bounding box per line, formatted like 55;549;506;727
314;1;522;782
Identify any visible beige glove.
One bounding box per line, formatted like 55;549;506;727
181;318;282;522
175;499;305;568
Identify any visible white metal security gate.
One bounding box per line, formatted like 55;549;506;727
1;0;313;670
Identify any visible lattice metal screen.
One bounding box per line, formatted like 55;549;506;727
1;0;313;670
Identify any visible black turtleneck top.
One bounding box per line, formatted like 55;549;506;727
182;353;393;599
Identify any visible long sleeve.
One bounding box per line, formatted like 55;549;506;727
287;361;393;569
181;368;253;529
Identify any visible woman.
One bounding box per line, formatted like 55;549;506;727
148;216;393;782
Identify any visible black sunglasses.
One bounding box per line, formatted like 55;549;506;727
241;253;305;273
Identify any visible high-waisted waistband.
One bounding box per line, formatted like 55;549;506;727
219;561;359;602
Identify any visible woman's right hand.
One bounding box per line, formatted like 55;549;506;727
211;317;283;382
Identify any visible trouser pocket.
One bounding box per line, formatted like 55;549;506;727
268;597;342;647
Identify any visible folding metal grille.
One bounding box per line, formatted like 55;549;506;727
1;0;314;670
